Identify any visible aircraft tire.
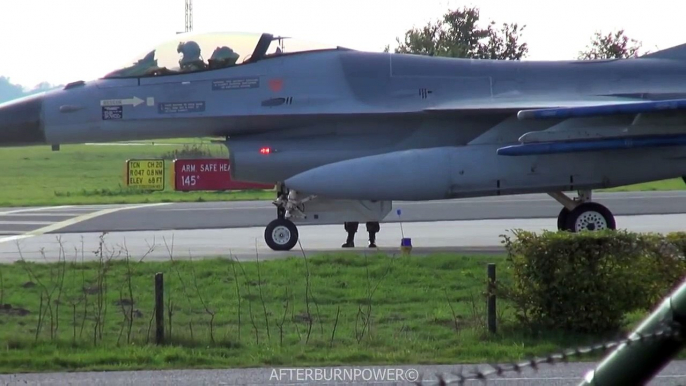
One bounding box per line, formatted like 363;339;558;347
564;202;616;232
264;218;299;251
557;207;570;230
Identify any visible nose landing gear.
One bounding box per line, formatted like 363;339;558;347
264;184;312;251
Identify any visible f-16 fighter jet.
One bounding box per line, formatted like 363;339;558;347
2;31;686;250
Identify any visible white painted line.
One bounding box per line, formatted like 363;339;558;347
0;213;82;217
25;203;171;235
0;221;54;225
48;208;113;212
0;203;171;244
0;235;32;244
0;205;74;215
163;206;270;211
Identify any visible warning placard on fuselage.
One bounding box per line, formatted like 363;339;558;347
126;159;165;191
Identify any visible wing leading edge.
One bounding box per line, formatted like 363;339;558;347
426;96;686;118
516;98;686;120
427;96;686;156
496;134;686;156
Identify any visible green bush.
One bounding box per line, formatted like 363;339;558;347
500;230;686;334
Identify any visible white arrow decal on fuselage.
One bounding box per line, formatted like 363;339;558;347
100;96;145;107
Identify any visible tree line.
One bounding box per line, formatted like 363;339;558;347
383;5;646;60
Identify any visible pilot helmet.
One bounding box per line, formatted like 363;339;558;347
177;41;202;65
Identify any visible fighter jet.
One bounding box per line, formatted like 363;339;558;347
2;31;686;251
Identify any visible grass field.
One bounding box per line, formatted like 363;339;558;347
1;140;683;207
0;248;651;374
0;139;274;207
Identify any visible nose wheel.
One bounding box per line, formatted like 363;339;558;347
264;218;299;251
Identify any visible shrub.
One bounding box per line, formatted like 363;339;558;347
500;230;686;334
161;144;224;160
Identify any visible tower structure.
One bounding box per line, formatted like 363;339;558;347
185;0;193;32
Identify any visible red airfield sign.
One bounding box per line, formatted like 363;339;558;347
172;159;274;191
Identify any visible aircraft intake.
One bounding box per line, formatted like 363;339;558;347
0;93;46;147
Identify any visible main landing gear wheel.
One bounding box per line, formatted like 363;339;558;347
549;191;616;233
557;207;570;230
264;218;299;251
564;202;616;232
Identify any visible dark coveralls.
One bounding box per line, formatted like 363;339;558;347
342;221;380;248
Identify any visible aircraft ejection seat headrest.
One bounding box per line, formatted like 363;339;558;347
210;46;240;65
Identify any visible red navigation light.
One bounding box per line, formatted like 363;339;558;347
260;147;271;154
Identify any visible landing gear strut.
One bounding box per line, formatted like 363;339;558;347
264;184;312;251
549;190;616;232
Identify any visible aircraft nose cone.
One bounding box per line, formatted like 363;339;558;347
0;93;46;146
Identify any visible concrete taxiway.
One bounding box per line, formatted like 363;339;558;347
1;191;686;236
0;201;684;262
0;192;685;262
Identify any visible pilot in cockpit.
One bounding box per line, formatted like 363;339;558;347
177;41;207;71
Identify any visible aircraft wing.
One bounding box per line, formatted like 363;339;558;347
427;95;686;156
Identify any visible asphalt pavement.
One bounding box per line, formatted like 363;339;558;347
1;191;686;236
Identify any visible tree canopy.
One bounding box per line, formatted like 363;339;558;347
578;29;646;59
386;6;649;62
0;77;61;104
0;77;26;103
389;6;528;60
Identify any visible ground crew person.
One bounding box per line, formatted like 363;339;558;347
342;221;380;248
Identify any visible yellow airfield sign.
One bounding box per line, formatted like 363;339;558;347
125;159;165;191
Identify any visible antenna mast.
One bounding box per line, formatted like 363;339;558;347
185;0;193;32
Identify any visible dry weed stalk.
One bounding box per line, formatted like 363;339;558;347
188;251;216;344
234;255;260;345
275;286;290;346
355;254;392;343
254;243;271;343
0;269;4;305
120;241;144;344
444;288;461;334
91;233;119;345
330;305;341;348
66;246;86;344
15;238;67;342
229;254;242;342
164;235;196;342
297;240;322;344
468;291;487;329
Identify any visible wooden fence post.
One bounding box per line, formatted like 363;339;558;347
155;272;164;344
487;264;496;333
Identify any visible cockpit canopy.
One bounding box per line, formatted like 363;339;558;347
103;31;343;78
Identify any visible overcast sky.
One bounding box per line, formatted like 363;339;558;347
3;0;685;88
